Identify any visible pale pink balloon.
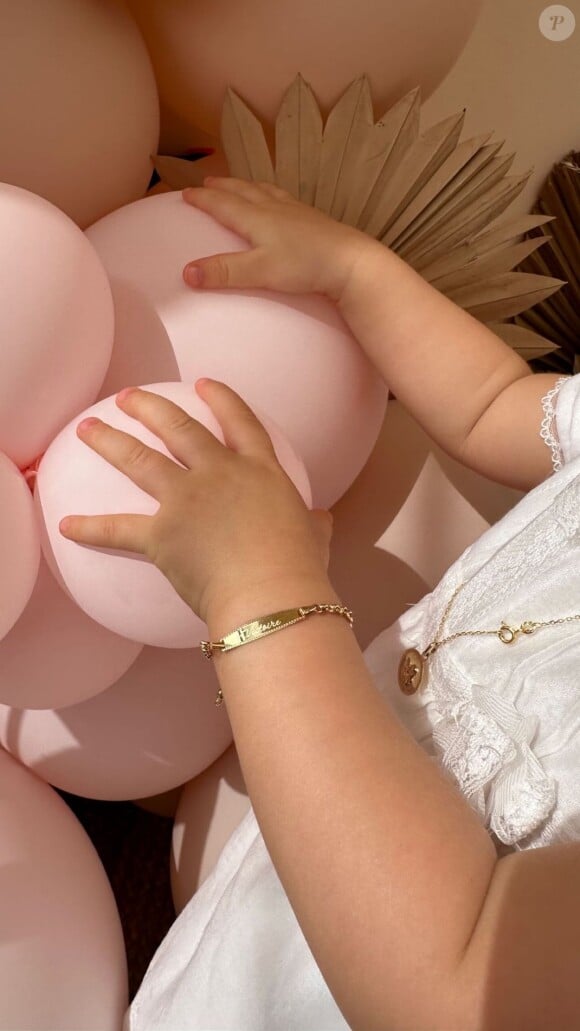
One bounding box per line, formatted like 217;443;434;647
0;747;127;1029
36;381;312;648
0;645;232;801
126;0;483;146
0;555;142;710
0;184;114;469
86;191;388;508
0;453;40;643
171;743;251;912
0;0;159;228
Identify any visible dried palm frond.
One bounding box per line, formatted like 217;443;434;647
512;151;580;374
153;75;566;363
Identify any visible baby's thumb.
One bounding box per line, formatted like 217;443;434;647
183;251;263;291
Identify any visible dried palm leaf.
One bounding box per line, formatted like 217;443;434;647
447;272;563;322
516;151;580;374
488;323;559;361
153;75;567;363
275;74;323;205
314;77;375;219
221;87;275;183
338;87;421;228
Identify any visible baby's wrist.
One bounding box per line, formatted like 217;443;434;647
332;234;388;308
201;570;339;645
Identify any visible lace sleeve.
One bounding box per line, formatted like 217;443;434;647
540;376;571;473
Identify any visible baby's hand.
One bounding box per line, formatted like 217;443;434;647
59;380;334;628
182;178;373;303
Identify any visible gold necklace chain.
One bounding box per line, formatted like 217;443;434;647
398;580;580;696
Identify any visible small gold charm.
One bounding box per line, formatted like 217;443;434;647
398;648;425;695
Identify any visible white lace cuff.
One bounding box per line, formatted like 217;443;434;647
540;376;571;473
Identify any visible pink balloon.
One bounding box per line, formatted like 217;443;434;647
36;381;312;648
0;0;159;229
0;452;40;642
0;555;142;710
0;184;114;469
0;645;232;801
171;743;251;912
126;0;483;146
86;191;388;508
0;747;127;1029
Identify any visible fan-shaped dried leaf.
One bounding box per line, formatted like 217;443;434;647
398;151;516;258
487;322;559;360
314;77;375;218
409;173;532;270
430;237;550;292
221;88;275;183
447;272;564;322
354;89;422;231
383;133;492;246
363;110;466;240
470;214;555;253
338;87;421;228
275;75;323;204
519;245;579;324
516;303;574;346
420;215;555;282
393;142;507;251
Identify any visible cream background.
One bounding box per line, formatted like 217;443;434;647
149;0;579;904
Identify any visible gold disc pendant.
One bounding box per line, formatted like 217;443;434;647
398;648;426;695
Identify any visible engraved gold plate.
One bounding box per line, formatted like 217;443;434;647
398;648;425;695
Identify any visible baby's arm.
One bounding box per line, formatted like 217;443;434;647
337;242;562;492
183;179;563;493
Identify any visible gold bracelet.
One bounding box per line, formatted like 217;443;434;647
200;603;354;706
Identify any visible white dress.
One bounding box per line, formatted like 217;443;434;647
127;374;580;1031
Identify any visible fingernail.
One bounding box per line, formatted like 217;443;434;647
184;264;203;287
59;517;72;533
117;386;137;403
77;417;100;432
182;187;195;199
195;377;212;388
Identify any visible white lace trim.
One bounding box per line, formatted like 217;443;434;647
540;376;570;472
417;473;580;847
431;683;557;846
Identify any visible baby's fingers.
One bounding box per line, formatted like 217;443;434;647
183;248;270;290
59;513;152;555
202;177;294;204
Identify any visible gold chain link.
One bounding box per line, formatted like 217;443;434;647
423;582;580;658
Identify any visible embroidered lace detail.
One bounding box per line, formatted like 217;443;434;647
540;376;571;472
417;473;580;846
431;684;557;845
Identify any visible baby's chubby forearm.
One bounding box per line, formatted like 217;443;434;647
336;237;531;459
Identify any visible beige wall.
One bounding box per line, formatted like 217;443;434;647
422;0;579;213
